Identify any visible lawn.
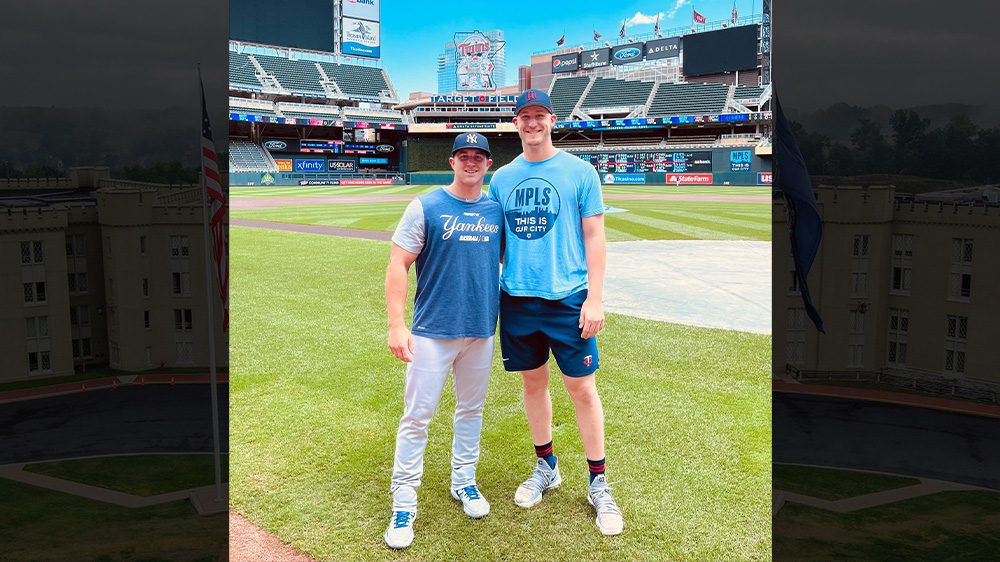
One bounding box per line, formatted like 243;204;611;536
773;464;920;501
774;490;1000;560
230;227;771;561
0;477;226;561
230;185;771;242
24;454;229;497
229;184;770;199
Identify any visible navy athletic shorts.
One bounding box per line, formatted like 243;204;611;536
499;289;599;377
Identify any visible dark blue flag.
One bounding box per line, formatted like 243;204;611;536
774;94;825;333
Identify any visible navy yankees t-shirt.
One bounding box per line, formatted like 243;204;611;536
391;187;503;339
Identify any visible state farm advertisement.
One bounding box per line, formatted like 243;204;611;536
666;173;713;184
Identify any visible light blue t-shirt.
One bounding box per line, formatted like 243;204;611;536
392;187;503;339
488;150;605;299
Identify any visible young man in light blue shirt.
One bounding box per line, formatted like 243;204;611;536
488;89;624;536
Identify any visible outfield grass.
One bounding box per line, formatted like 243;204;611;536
773;464;920;500
229;184;770;198
230;227;770;561
774;491;1000;560
24;454;229;497
0;478;226;561
230;187;771;242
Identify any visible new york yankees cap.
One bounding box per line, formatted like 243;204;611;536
451;132;491;157
514;89;554;114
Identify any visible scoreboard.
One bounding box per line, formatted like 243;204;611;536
576;151;713;173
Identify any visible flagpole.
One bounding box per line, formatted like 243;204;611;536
198;63;225;503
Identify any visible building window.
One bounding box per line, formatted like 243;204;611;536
72;337;92;359
887;308;909;366
175;342;193;363
171;266;191;296
70;305;90;327
174;309;193;331
26;316;49;338
944;315;968;374
142;278;149;297
28;351;51;373
948;238;973;301
850;234;870;298
23;281;46;304
170;235;190;257
144;310;150;329
140;235;147;255
848;309;866;368
786;308;806;365
68;272;88;294
66;234;86;257
890;234;913;294
22;240;44;264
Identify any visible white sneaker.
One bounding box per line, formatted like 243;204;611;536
383;510;415;549
514;458;562;508
588;475;624;536
451;484;490;518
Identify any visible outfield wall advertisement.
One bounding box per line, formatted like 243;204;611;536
580;48;611;70
551;52;579;73
342;17;380;58
342;0;379;22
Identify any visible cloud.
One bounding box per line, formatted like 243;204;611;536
625;11;665;28
666;0;690;19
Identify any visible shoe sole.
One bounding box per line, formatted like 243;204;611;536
450;489;490;518
513;470;562;508
587;494;624;536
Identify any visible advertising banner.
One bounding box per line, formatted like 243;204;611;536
611;43;643;65
262;139;293;152
580;48;611;70
666;173;714;184
299;139;343;153
729;149;752;172
431;94;517;104
757;172;773;185
329;160;357;172
359;157;389;165
455;31;504;90
342;17;380;58
294;158;326;173
601;173;645;185
339;178;395;186
274;159;293;172
551;52;579;73
342;0;379;22
644;37;680;60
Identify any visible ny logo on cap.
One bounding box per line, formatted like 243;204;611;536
526;91;537;101
466;133;478;143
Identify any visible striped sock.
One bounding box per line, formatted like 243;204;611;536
588;458;606;484
534;441;557;469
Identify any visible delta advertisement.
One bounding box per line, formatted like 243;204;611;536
454;31;504;90
342;0;379;22
342;17;380;58
551;52;580;73
644;37;680;60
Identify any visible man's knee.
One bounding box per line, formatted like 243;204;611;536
563;375;600;406
521;365;550;395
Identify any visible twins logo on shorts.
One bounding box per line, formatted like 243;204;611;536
583;355;593;367
504;177;562;240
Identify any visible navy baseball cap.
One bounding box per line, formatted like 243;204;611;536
514;89;554;114
451;132;491;156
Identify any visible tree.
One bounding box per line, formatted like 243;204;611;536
889;110;928;174
850;119;891;174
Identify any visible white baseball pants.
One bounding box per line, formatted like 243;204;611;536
390;335;493;513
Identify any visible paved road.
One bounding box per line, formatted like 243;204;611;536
774;392;1000;490
0;385;228;464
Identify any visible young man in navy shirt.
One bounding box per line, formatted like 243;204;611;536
383;132;503;549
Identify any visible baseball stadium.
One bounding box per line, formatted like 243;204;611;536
228;0;772;559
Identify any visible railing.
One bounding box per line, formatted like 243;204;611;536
787;365;1000;404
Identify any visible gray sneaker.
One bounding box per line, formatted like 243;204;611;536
514;458;562;508
383;510;415;549
588;475;624;535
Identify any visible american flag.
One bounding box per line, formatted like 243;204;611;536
200;76;229;332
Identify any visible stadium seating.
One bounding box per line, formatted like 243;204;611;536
580;78;654;112
647;82;729;117
342;110;404;124
734;85;765;101
229;52;262;90
230;97;279;118
229;140;277;172
548;76;592;119
252;54;328;96
318;62;392;99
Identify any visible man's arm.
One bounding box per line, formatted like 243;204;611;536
579;213;606;339
386;243;419;362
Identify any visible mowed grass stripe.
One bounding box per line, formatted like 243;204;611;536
603;215;700;240
638;208;772;233
609;211;757;240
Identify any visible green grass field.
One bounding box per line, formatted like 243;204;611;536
24;454;229;497
0;458;226;561
773;464;920;501
231;185;771;242
230;227;771;561
229;184;770;198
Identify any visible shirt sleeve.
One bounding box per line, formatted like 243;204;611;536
579;164;606;218
391;199;425;255
487;173;501;204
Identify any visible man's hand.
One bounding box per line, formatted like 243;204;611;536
579;296;604;339
388;325;415;362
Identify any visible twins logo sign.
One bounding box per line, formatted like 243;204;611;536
504;177;561;239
